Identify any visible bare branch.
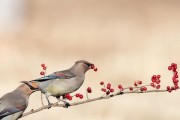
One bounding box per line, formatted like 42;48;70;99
21;88;173;118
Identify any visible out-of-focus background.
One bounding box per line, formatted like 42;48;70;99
0;0;180;120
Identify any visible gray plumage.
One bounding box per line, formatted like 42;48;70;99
0;84;37;120
30;60;93;106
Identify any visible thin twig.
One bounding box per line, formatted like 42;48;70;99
41;92;44;106
86;91;89;100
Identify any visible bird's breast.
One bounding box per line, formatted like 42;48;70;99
45;77;84;96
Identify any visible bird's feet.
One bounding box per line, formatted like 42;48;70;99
63;102;70;108
47;103;53;109
56;97;70;108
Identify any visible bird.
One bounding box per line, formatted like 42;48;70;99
27;60;94;107
0;83;38;120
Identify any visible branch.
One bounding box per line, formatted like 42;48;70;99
21;87;173;118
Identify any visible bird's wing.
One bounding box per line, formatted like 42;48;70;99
32;70;76;82
0;92;26;119
0;106;23;119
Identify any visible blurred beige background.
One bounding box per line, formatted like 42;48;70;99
0;0;180;120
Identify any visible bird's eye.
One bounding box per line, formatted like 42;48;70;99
84;63;91;67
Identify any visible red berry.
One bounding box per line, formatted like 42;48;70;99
174;75;179;78
150;83;155;87
40;71;45;75
174;64;177;69
168;89;172;93
174;71;178;75
172;68;177;72
134;82;137;86
152;75;156;79
151;78;156;83
41;64;46;68
110;89;114;93
87;87;92;93
90;64;95;69
68;96;72;100
156;79;161;84
65;94;72;100
129;87;133;91
173;79;179;84
138;81;142;85
175;85;179;89
171;63;175;67
157;75;161;79
118;85;122;89
168;66;172;70
100;81;104;85
156;85;160;89
167;86;171;90
171;63;177;69
151;75;156;82
143;86;147;91
101;88;104;91
107;83;111;89
43;67;47;70
75;93;80;97
79;94;83;99
65;93;70;98
120;88;124;91
174;82;178;86
94;68;98;72
174;72;178;78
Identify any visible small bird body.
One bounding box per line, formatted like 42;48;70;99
40;76;84;97
30;60;94;106
0;84;37;120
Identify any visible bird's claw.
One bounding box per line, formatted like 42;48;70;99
47;103;52;109
63;102;70;108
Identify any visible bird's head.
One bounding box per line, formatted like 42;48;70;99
20;81;40;95
72;60;94;73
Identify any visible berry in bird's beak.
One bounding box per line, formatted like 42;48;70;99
89;64;95;69
88;64;98;72
94;68;98;72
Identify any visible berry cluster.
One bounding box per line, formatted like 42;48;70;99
99;82;114;95
100;81;114;95
167;63;179;92
40;64;47;76
63;93;84;101
150;75;161;89
134;81;142;86
64;94;72;100
133;81;147;92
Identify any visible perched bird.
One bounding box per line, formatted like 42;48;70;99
0;83;38;120
27;60;94;107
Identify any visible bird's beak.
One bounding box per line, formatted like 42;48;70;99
89;64;95;69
